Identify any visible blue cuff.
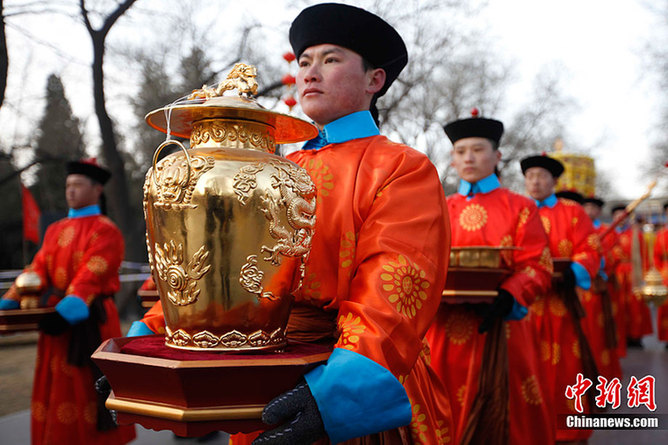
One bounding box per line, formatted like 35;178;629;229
0;299;20;310
127;321;155;337
504;299;528;321
599;258;608;281
304;348;411;444
571;262;591;290
55;295;90;324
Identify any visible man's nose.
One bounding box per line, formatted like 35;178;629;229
302;64;320;83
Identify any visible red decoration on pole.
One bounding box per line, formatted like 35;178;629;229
283;96;297;110
470;107;479;117
281;74;296;86
283;52;296;63
21;184;41;243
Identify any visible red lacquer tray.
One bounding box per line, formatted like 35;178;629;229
92;335;331;437
0;307;55;334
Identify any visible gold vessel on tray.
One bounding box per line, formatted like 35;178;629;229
444;246;518;304
15;271;43;309
143;63;318;351
640;267;668;306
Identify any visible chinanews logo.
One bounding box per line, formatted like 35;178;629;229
559;373;668;430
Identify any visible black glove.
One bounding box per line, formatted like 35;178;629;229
561;265;576;289
95;375;111;396
478;289;515;333
252;381;325;445
38;311;70;336
95;375;118;427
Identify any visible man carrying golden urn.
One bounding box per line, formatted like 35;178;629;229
129;3;453;444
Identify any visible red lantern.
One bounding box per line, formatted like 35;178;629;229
284;96;297;109
283;52;296;63
281;74;296;86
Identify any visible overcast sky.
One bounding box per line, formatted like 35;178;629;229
482;0;661;198
1;0;664;200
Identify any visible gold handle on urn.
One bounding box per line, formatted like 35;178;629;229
152;139;192;187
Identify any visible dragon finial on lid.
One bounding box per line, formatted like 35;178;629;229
188;63;259;100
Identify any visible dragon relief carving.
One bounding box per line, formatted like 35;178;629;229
233;163;266;205
260;161;316;265
154;240;211;306
153;154;214;209
239;255;277;301
232;159;316;265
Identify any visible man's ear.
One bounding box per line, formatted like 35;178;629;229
94;183;104;199
366;68;386;95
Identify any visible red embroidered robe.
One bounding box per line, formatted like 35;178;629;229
652;228;668;342
616;227;652;341
426;188;554;445
3;215;135;445
582;223;622;379
532;199;600;441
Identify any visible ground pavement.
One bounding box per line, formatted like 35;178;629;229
1;321;667;444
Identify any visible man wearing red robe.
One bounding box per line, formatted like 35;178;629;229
652;202;668;347
426;115;555;445
0;159;135;445
582;197;623;378
129;4;453;444
612;206;653;348
522;155;601;442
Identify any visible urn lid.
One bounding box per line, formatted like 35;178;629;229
145;63;317;144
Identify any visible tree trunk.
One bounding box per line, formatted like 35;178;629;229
81;0;142;261
0;0;8;110
90;34;132;235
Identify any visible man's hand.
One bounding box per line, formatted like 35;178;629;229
252;381;325;445
478;289;515;333
95;375;118;426
38;311;70;336
562;266;576;289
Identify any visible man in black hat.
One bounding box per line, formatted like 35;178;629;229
522;154;606;442
581;196;624;378
425;115;556;444
609;204;654;349
233;3;451;445
0;158;135;444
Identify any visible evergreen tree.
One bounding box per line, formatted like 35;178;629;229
131;56;179;164
32;74;86;213
0;155;23;268
178;46;214;93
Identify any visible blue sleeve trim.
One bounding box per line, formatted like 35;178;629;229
127;320;155;337
55;295;89;324
0;299;20;310
304;348;411;444
571;262;591;290
599;258;608;281
504;299;528;321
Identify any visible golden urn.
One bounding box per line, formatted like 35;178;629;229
15;271;43;309
143;64;318;351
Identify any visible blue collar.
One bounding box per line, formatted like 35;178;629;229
68;204;101;218
302;110;380;150
593;219;601;229
457;174;500;197
533;194;557;208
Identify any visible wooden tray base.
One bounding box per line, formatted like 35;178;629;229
92;335;331;436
